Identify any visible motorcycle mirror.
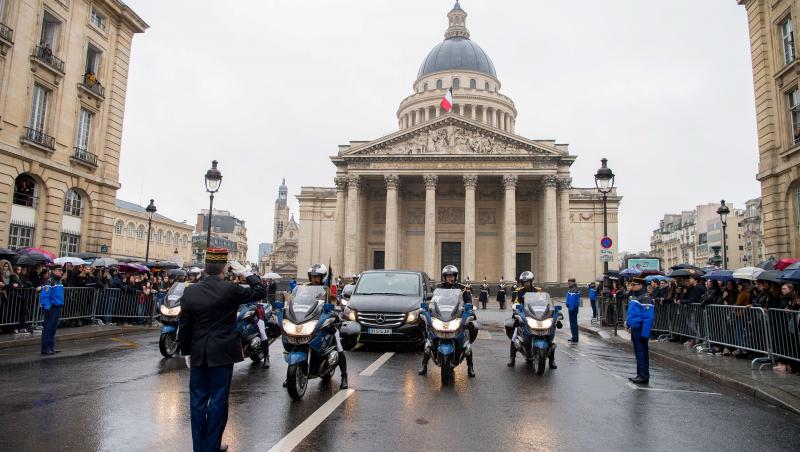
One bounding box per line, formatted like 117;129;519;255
274;301;285;310
420;302;429;311
554;305;562;312
556;321;563;329
464;303;474;311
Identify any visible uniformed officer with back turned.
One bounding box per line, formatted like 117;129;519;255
179;249;267;452
625;276;655;385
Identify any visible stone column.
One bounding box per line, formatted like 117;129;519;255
463;175;478;281
557;177;572;283
344;175;361;277
482;106;487;124
543;175;559;283
502;174;518;282
334;176;348;277
488;108;495;127
384;174;400;269
424;174;438;277
424;107;430;122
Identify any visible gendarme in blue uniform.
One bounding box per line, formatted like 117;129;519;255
625;288;655;382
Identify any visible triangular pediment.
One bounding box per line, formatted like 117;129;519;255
341;115;564;158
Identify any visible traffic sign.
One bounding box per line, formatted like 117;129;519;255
599;249;614;262
600;236;613;249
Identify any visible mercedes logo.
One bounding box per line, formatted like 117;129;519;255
376;314;385;324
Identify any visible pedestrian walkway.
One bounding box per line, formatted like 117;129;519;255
578;315;800;414
0;324;157;350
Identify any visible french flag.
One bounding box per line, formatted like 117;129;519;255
440;87;454;112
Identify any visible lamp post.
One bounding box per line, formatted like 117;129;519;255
594;158;615;332
204;160;223;249
144;199;157;263
717;200;730;270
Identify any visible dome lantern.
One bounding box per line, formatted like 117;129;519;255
445;1;469;39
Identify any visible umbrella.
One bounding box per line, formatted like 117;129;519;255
153;261;180;270
117;263;148;273
264;272;282;280
54;256;86;266
670;268;705;278
0;248;17;260
705;270;734;282
757;270;782;284
167;269;187;277
756;259;777;270
619;268;641;277
91;257;119;268
188;267;204;274
671;264;704;272
639;270;664;277
732;266;764;281
775;258;799;271
780;269;800;283
17;247;57;261
13;253;51;266
644;275;668;282
784;261;800;271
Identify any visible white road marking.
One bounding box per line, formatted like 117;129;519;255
266;388;356;452
625;382;721;395
359;351;395;377
478;330;492;340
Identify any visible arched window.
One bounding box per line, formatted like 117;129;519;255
156;229;163;243
452;78;460;89
485;82;490;91
423;82;428;91
182;235;188;247
114;220;123;235
63;189;82;217
436;79;443;89
136;225;145;240
13;174;37;207
173;233;179;245
126;223;134;237
166;231;173;245
470;79;476;89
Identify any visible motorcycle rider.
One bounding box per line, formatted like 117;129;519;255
306;263;349;389
507;271;557;369
419;265;477;378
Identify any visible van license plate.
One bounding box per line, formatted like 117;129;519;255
368;328;392;335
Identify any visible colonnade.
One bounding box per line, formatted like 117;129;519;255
399;105;515;133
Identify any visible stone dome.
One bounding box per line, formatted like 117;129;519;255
417;37;497;79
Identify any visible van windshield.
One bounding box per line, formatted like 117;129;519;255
354;272;420;296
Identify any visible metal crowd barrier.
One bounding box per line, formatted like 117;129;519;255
671;303;706;342
0;287;156;329
767;309;800;364
704;305;771;358
651;303;676;340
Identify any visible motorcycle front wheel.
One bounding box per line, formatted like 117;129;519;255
441;355;454;387
159;332;178;358
287;363;308;401
535;350;546;376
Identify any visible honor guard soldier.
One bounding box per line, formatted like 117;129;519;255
419;265;477;378
179;249;267;452
625;276;655;385
479;278;489;310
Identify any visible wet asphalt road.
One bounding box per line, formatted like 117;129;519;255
0;326;798;452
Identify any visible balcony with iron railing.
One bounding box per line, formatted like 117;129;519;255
31;45;65;74
79;73;105;98
0;22;13;45
71;147;98;167
21;127;55;150
12;192;38;208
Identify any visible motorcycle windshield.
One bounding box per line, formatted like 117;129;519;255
287;285;327;323
165;282;187;308
523;292;552;321
430;288;463;322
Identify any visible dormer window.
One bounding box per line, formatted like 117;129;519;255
436;79;443;89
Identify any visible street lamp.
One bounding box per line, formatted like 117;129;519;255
717;200;730;270
594;158;616;333
204;160;223;249
144;199;157;263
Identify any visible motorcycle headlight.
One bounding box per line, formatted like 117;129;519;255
282;319;316;337
340;298;348;307
406;309;422;323
343;307;357;321
526;318;553;329
431;317;459;332
160;305;181;316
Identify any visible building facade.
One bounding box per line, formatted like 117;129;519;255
296;3;621;284
262;179;298;277
741;197;767;265
195;209;248;262
110;199;192;263
0;0;146;254
738;0;800;257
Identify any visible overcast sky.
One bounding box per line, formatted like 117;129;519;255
119;0;758;262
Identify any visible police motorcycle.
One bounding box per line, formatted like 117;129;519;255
158;282;187;358
419;288;478;387
275;285;360;401
237;300;281;366
505;291;563;375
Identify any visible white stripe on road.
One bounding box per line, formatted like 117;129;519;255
266;388;356;452
478;330;492;340
625;382;721;395
359;352;395;376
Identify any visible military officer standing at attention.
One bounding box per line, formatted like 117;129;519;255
625;277;655;385
179;249;267;452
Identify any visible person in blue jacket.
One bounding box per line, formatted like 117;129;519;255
588;282;598;321
625;277;655;384
40;265;65;355
565;279;581;343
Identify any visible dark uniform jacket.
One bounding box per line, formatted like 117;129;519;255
511;286;542;304
179;274;266;367
437;282;472;304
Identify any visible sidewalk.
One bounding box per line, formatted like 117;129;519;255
578;312;800;415
0;323;159;350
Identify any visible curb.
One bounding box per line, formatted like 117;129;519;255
578;324;800;415
0;325;159;350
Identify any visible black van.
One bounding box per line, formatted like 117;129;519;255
342;270;432;345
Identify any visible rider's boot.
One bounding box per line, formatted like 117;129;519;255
261;341;270;369
507;342;516;367
549;350;557;369
466;352;476;378
338;352;349;389
418;352;430;375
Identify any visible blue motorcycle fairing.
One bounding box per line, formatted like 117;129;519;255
160;325;177;334
438;341;455;356
285;351;308;365
533;339;549;350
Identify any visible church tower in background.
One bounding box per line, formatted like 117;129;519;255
273;178;289;243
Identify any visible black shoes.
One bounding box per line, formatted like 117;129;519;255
628;376;649;385
338;352;349;389
507;356;515;367
549;360;557;369
340;373;349;389
418;354;429;375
